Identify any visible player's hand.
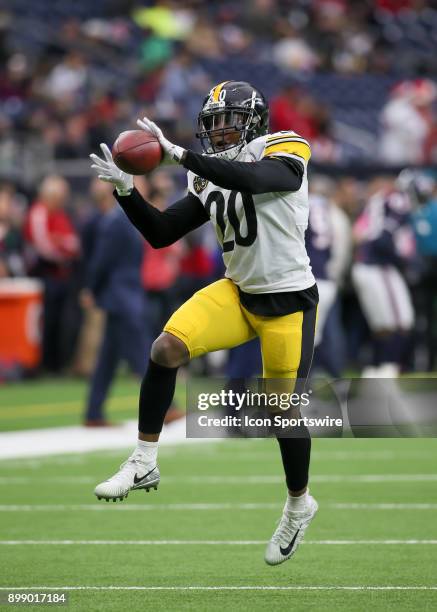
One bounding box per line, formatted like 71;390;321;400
137;116;186;164
90;143;134;195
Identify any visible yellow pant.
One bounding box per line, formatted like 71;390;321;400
164;279;317;380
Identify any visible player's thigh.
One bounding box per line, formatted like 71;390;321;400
352;263;396;331
164;279;256;359
246;307;317;381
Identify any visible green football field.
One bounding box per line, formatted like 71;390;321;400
1;379;437;610
0;377;153;431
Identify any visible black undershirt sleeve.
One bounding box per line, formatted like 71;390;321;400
114;187;209;248
182;150;304;194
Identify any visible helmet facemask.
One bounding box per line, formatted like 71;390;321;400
196;91;260;160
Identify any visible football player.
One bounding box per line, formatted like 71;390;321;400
90;81;318;565
352;177;415;376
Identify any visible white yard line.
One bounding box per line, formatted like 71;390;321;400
331;503;437;510
1;540;436;545
0;474;436;485
0;477;96;484
166;474;437;483
0;441;434;464
0;504;280;512
0;585;436;591
0;502;436;512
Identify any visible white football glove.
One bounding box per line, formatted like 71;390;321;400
90;143;134;196
136;116;186;164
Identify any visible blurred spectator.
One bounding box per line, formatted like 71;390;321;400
380;79;437;165
42;51;89;101
270;84;326;141
155;46;210;146
185;16;221;59
334;177;363;220
307;177;350;377
25;175;80;372
408;171;437;370
138;31;174;74
140;170;185;344
55;114;90;159
328;187;353;287
81;179;147;426
306;189;336;347
241;0;279;43
270;83;340;162
272;24;319;72
177;231;215;304
142;237;183;337
320;178;352;377
73;178;112;377
0;53;31;115
132;1;193;40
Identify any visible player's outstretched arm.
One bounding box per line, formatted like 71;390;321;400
137;117;304;194
114;188;209;248
182;151;303;194
90;144;209;248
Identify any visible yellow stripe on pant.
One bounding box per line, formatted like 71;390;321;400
164;279;316;386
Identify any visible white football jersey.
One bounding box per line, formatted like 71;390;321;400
187;131;315;294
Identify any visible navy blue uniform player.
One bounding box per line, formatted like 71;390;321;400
351;180;415;376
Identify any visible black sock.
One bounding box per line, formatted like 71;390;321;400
138;359;178;434
276;426;311;492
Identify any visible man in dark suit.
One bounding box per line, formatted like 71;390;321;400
81;180;147;426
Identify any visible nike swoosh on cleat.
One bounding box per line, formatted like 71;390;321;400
279;528;300;556
133;468;156;485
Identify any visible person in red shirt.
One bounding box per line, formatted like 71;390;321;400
270;84;319;141
25;175;80;372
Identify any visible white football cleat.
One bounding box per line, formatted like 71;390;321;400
94;450;160;502
264;494;318;565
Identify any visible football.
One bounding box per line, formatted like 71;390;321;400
112;129;163;175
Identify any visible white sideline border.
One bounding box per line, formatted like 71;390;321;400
1;585;437;591
2;421;437;462
1;539;437;545
0;502;436;511
0;418;214;459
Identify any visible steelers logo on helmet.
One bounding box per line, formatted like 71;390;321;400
196;81;269;160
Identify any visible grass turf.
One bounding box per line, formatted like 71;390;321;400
0;376;187;431
0;437;437;611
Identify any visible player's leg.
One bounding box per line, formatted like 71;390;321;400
245;306;318;565
84;313;120;425
94;279;255;500
379;266;414;375
352;263;414;376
